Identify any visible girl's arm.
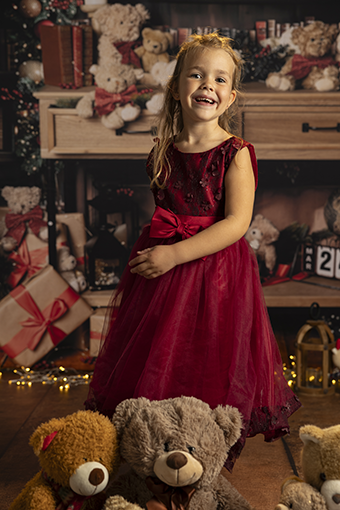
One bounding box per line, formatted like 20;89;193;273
129;146;255;279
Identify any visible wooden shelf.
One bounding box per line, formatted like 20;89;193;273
262;276;340;308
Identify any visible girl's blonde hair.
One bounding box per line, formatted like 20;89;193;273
150;32;243;188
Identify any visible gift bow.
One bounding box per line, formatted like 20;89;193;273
113;41;142;68
95;84;138;116
5;205;47;246
7;240;42;289
145;476;196;510
149;207;220;240
287;54;338;80
2;283;79;359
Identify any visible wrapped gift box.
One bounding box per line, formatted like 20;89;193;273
56;213;87;271
0;264;93;367
89;308;107;356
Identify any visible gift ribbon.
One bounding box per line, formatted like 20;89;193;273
2;284;79;359
95;84;138;116
7;240;42;289
113;41;142;68
150;207;221;240
287;54;338;80
90;331;102;340
5;205;47;246
145;476;196;510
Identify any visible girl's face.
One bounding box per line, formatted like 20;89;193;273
174;48;236;128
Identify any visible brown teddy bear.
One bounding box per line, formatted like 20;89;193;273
0;186;47;253
56;245;87;293
91;3;150;68
9;410;121;510
266;21;339;91
76;63;141;130
104;396;255;510
275;476;328;510
300;424;340;510
134;28;172;73
245;214;279;272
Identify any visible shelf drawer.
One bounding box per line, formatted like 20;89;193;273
243;111;340;145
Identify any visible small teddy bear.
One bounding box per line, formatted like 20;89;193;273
134;28;172;73
76;63;141;130
275;476;328;510
56;245;87;293
9;410;121;510
104;396;255;510
91;3;150;68
245;214;280;272
0;186;47;252
266;21;339;92
300;424;340;510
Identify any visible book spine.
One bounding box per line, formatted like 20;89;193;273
255;21;267;43
40;25;73;86
72;25;83;88
58;25;74;85
82;25;93;87
267;19;276;39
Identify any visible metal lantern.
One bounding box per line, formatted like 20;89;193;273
296;318;335;395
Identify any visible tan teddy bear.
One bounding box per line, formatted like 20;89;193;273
91;3;150;68
76;63;141;130
300;424;340;510
134;28;172;72
0;186;47;253
275;476;328;510
266;21;339;91
245;214;280;272
56;246;87;293
9;410;121;510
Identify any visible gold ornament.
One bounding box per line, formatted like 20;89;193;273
19;0;42;18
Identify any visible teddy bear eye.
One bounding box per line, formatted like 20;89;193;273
289;504;293;509
83;457;87;461
164;442;170;452
320;473;326;481
187;445;196;454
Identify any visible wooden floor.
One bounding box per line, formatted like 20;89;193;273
1;358;340;510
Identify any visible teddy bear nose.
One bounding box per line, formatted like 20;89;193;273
166;452;188;470
89;468;105;486
332;494;340;504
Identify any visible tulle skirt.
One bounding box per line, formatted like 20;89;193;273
85;225;301;469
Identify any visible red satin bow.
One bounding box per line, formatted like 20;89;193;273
150;207;219;240
95;84;138;116
287;54;338;80
145;476;196;510
5;205;47;246
2;284;79;359
113;41;142;68
7;240;42;289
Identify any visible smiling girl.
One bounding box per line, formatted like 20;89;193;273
85;32;301;470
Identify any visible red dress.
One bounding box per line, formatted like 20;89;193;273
85;137;301;469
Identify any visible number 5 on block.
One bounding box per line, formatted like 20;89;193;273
316;246;335;278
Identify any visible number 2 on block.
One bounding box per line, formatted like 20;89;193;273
335;249;340;280
316;246;335;278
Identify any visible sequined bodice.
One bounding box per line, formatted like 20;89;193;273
147;137;255;217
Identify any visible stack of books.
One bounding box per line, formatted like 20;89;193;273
40;22;94;88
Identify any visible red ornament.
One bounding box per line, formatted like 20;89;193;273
34;19;54;39
19;0;42;18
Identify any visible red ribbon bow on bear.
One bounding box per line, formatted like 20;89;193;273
145;476;196;510
5;205;47;246
287;54;338;80
113;41;142;68
95;84;138;116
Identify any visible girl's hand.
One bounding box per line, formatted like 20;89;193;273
129;245;177;279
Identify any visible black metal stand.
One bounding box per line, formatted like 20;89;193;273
46;161;57;268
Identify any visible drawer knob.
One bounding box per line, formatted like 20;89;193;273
302;122;340;132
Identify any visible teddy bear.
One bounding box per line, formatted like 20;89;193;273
266;21;339;92
91;3;150;68
76;62;141;130
56;245;87;293
245;214;280;272
300;424;340;510
134;28;172;73
104;396;255;510
274;476;328;510
9;410;122;510
0;186;48;252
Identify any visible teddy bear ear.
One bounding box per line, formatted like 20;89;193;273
31;187;42;202
1;186;14;201
281;476;303;492
135;3;150;23
112;397;151;438
29;416;65;456
211;404;243;449
299;424;323;446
